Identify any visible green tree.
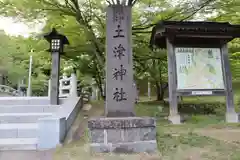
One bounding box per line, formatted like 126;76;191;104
0;0;219;98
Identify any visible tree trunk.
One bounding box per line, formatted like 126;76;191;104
0;74;2;85
93;61;106;100
95;73;105;100
98;76;105;100
159;85;165;100
156;81;167;101
156;82;162;101
100;83;106;100
160;82;168;101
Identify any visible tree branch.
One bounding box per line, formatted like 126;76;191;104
180;0;215;21
64;0;77;13
41;0;76;16
132;0;215;31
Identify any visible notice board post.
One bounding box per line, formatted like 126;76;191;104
150;21;240;124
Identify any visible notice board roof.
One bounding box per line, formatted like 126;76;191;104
150;21;240;49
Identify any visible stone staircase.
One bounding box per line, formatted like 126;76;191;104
0;98;58;150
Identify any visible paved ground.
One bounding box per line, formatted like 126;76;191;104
0;149;54;160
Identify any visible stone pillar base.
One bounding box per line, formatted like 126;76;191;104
88;117;157;153
168;114;181;124
226;112;239;123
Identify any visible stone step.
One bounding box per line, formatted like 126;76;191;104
0;138;37;150
0;97;50;105
0;123;38;139
0;113;53;123
0;105;58;113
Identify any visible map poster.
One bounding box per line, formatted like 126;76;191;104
175;47;225;90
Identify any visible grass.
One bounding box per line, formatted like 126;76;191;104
54;88;240;160
135;97;240;159
157;131;240;160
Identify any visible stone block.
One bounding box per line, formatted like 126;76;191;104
123;128;140;142
111;141;157;153
88;117;157;153
107;129;122;143
88;117;156;129
37;117;66;149
90;141;157;153
168;114;181;124
90;129;104;143
90;143;111;153
226;112;238;123
139;127;156;141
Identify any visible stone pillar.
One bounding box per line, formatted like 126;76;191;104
62;72;67;79
88;4;157;153
17;79;21;92
91;88;96;101
90;79;95;100
95;88;99;100
59;79;63;97
101;83;105;98
105;5;135;117
48;79;51;98
148;81;151;100
17;80;21;96
50;52;60;105
91;86;96;101
70;73;78;97
133;82;137;103
18;79;26;96
27;55;33;97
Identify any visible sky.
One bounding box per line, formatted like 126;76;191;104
0;17;43;37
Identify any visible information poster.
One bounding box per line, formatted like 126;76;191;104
175;47;225;90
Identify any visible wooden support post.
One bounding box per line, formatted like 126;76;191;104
166;38;181;124
221;43;238;123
